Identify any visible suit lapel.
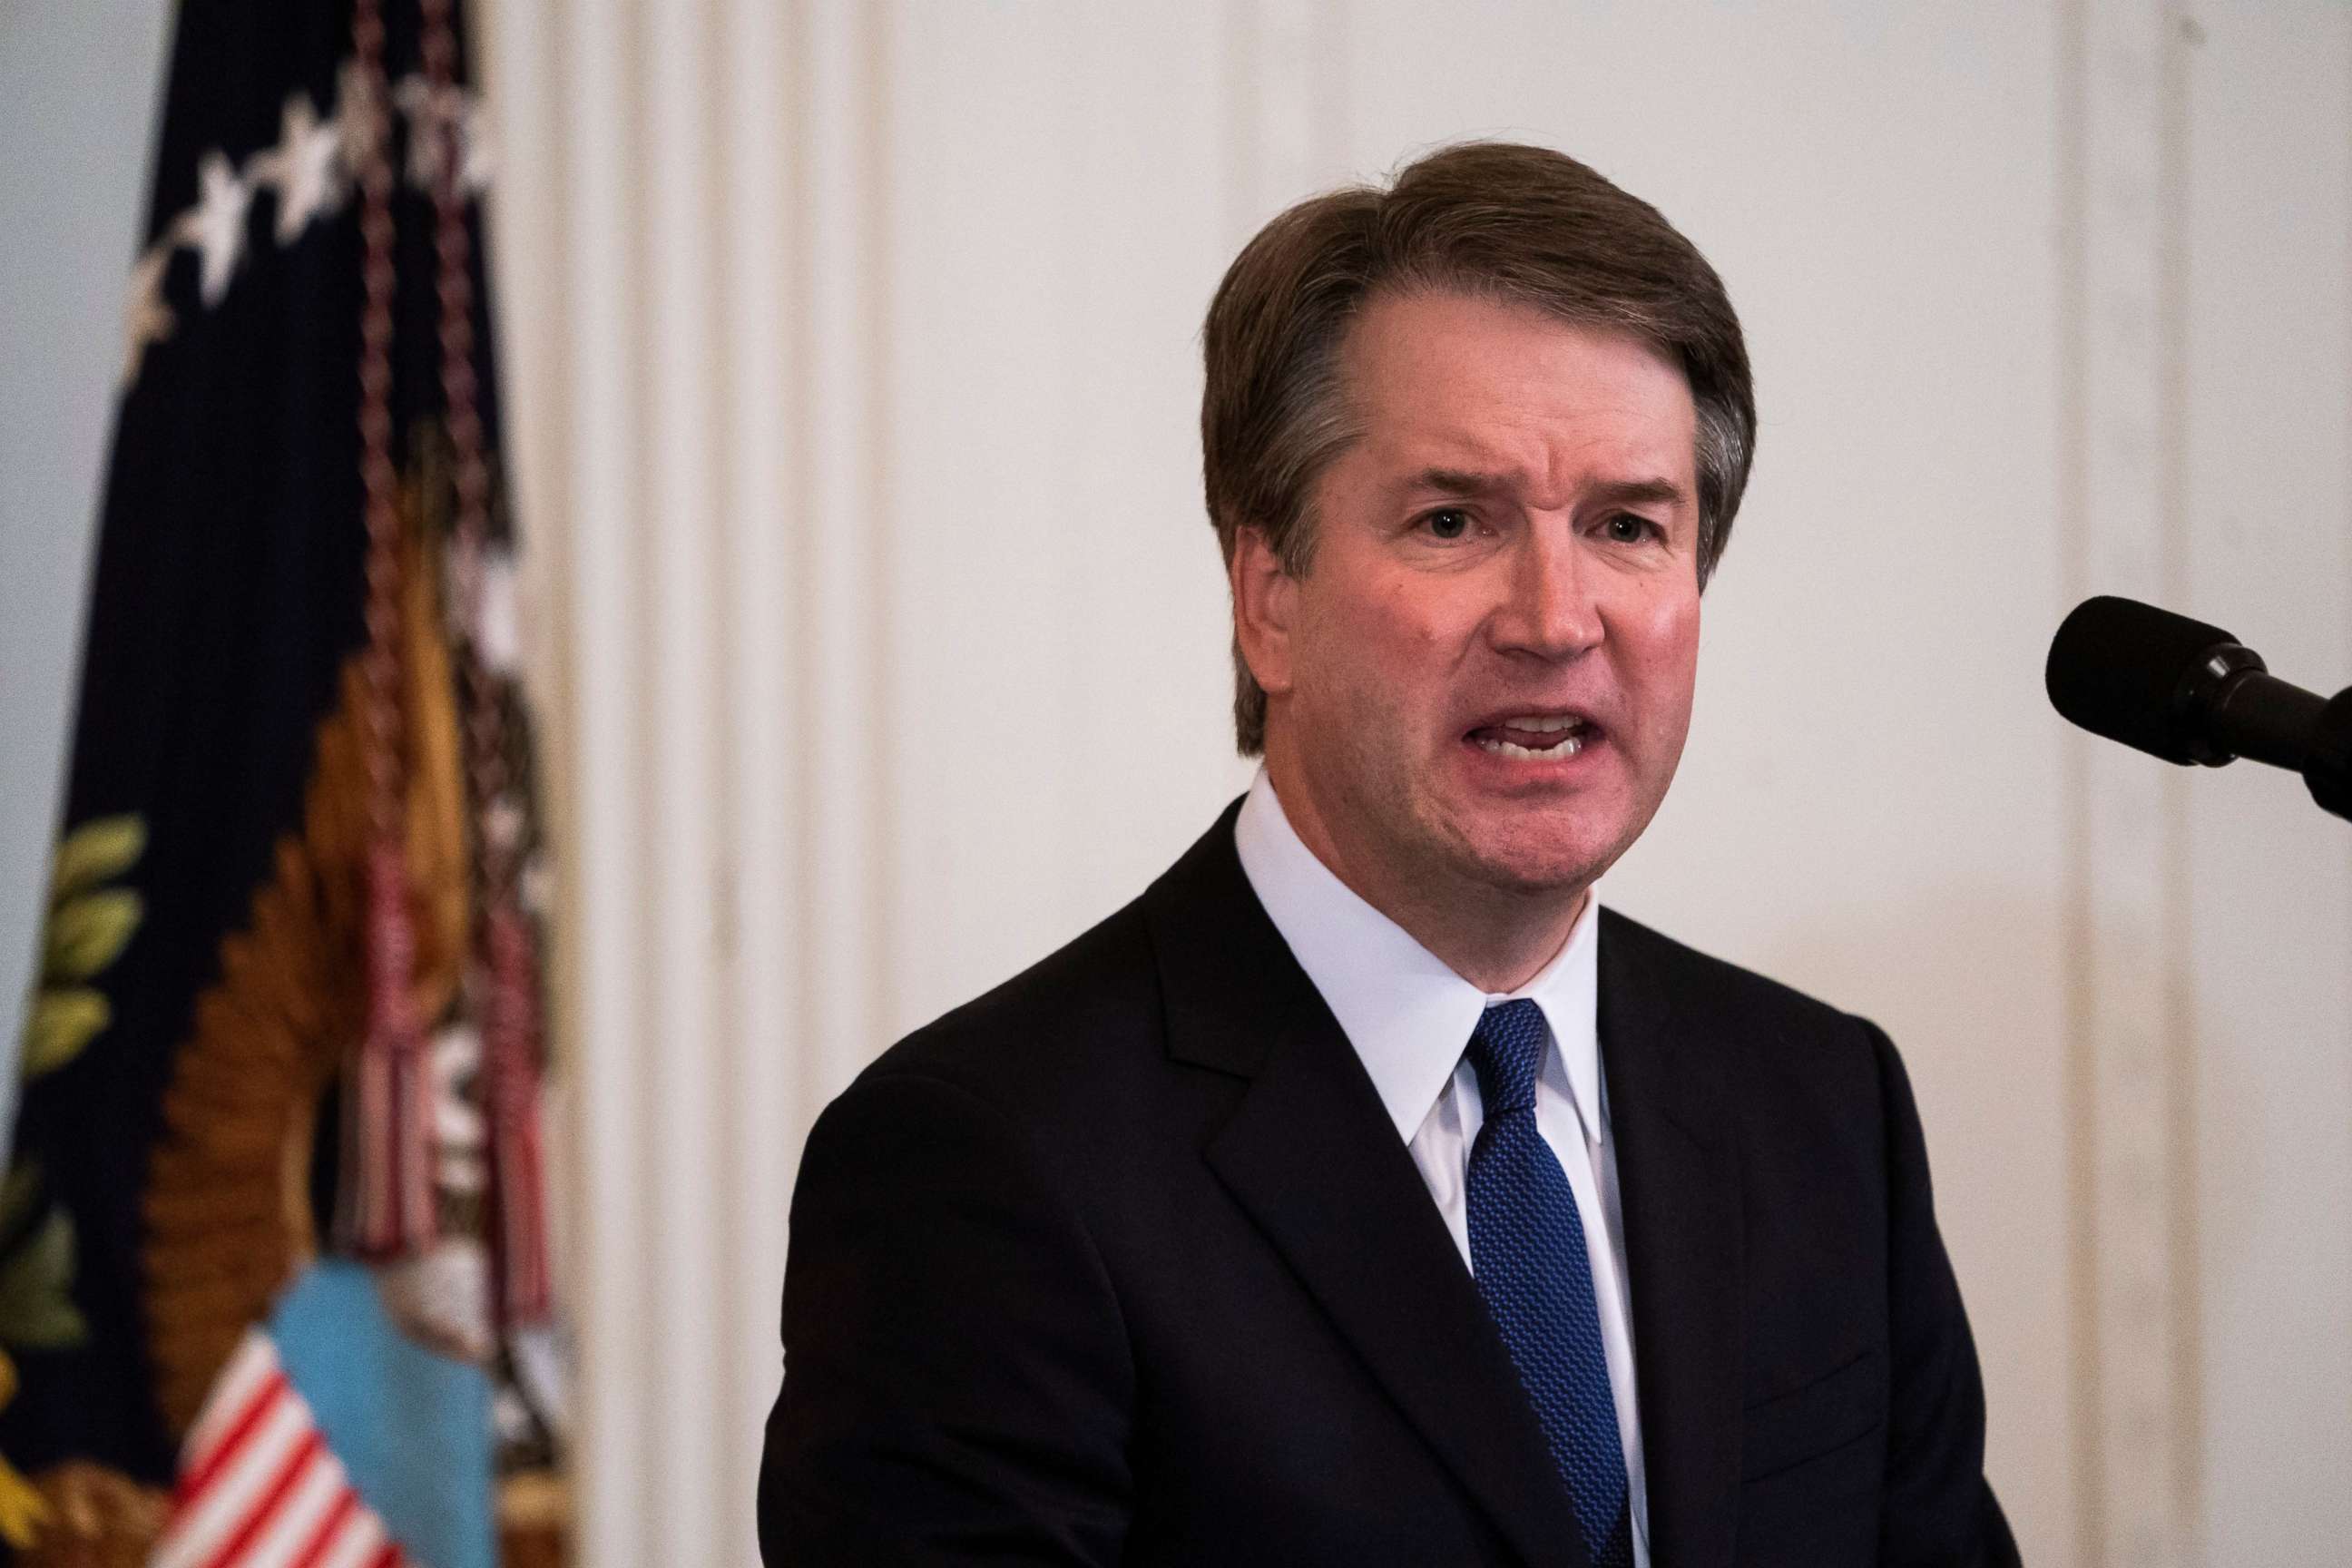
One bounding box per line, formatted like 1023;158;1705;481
1598;910;1745;1568
1206;1015;1596;1568
1148;812;1591;1568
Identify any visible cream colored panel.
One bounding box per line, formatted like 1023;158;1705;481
530;0;656;1562
879;2;1251;1040
714;0;801;1555
2065;3;2200;1564
2180;5;2352;1561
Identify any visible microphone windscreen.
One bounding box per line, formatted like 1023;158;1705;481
2046;595;2242;764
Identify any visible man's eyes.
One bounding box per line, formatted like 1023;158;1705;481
1412;508;1663;544
1602;513;1664;544
1401;512;1665;550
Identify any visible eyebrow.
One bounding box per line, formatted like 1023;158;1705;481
1399;467;1691;509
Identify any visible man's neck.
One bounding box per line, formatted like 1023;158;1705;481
1393;879;1589;995
1263;760;1588;994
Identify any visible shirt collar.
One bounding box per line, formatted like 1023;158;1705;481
1231;768;1606;1149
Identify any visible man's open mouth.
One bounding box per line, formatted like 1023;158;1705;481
1466;714;1597;760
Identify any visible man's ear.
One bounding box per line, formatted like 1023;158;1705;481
1230;526;1298;700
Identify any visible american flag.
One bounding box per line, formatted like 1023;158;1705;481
154;1331;411;1568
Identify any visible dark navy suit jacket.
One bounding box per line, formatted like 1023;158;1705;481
760;803;2020;1566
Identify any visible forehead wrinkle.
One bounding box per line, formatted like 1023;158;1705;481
1386;430;1686;516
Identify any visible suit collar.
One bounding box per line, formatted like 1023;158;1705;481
1147;798;1289;1080
1145;811;1749;1567
1230;767;1608;1149
1598;908;1746;1568
1148;805;1592;1567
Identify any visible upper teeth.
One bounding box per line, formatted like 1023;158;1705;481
1502;715;1584;732
1480;733;1584;760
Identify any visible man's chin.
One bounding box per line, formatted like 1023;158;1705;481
1480;858;1605;900
1443;835;1615;901
1426;803;1627;895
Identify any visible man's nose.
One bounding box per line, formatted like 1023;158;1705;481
1489;524;1602;660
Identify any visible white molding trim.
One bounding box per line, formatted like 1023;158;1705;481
2062;2;2202;1563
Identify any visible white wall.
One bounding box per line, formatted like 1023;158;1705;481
479;5;2352;1564
2177;11;2352;1558
6;3;2348;1565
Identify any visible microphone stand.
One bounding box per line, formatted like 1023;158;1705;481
2305;688;2352;822
2186;653;2352;823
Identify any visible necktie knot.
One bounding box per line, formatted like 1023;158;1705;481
1467;997;1547;1116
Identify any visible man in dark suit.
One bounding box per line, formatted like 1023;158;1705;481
760;142;2019;1566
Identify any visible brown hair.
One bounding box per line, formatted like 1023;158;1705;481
1201;141;1756;755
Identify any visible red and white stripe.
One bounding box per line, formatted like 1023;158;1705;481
154;1330;415;1568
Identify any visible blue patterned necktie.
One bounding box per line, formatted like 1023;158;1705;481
1465;998;1634;1568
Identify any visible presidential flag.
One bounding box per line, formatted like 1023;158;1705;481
1;3;564;1563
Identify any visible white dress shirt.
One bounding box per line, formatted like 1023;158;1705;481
1232;769;1650;1563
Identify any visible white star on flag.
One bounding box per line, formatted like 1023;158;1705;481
113;54;502;397
271;94;348;242
180;152;251;307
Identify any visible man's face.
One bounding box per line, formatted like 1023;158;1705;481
1240;289;1703;907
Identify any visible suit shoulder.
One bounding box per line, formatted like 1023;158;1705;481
1602;904;1863;1041
1602;907;1915;1230
1600;904;1896;1129
850;892;1164;1114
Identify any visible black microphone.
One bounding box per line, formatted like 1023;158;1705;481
2046;594;2352;821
